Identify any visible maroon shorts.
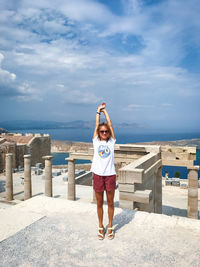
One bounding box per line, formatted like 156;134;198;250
93;173;116;192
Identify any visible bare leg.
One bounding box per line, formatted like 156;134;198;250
106;190;115;234
95;191;104;236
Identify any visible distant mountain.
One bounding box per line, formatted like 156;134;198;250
0;120;139;130
0;120;61;130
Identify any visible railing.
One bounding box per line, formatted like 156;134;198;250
118;151;162;213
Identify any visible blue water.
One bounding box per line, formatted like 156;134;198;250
51;152;91;165
52;151;200;179
12;128;200;144
12;128;200;178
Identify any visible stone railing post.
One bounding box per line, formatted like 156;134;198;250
154;166;162;214
43;156;53;197
187;166;199;219
24;154;32;200
6;153;13;201
68;159;76;200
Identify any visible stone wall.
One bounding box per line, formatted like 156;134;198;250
28;135;51;166
16;144;28;168
0;133;51;171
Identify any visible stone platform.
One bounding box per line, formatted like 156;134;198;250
0;196;200;267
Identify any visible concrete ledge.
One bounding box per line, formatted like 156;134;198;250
144;159;162;179
119;199;134;209
120;190;152;204
118;183;135;193
162;159;194;167
118;169;144;184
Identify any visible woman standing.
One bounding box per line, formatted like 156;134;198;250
91;103;116;240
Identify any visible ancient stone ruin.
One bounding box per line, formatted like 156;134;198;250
0;133;51;172
1;137;199;220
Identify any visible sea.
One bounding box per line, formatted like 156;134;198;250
13;128;200;179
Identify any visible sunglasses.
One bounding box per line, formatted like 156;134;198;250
100;130;108;134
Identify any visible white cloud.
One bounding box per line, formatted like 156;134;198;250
160;103;172;107
0;52;17;94
0;52;41;100
124;104;155;111
0;0;199;129
55;84;101;104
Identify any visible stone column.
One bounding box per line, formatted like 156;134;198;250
6;153;13;201
154;166;162;214
68;159;76;200
24;154;32;200
43;156;53;197
187;166;199;219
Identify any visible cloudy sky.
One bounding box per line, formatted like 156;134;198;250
0;0;200;133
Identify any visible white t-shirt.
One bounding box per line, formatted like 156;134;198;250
91;136;116;176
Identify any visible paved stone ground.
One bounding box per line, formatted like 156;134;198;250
0;196;200;267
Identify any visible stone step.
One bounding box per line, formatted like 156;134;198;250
119;190;152;204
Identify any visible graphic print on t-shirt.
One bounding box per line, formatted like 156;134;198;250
98;145;111;159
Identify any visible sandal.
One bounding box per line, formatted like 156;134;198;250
107;227;114;240
98;227;105;240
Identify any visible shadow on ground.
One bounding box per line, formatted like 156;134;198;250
162;205;187;217
113;209;135;233
0;180;5;193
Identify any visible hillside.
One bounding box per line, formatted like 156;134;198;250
135;139;200;149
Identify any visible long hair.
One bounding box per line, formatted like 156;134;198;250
97;122;111;141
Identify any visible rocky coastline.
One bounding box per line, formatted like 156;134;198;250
51;140;92;153
51;138;200;153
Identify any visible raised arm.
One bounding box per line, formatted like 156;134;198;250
102;109;115;140
93;104;104;139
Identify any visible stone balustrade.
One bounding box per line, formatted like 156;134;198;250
118;151;162;213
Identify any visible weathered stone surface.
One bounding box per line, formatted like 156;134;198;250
0;134;50;172
161;145;196;161
154;166;162;214
24;154;32;200
6;153;13;201
120;190;152;204
119;199;134;209
187;168;198;219
118;169;143;184
118;151;162;213
43;156;53;197
143;159;162;180
162;159;194;167
118;183;135;193
68;159;75;200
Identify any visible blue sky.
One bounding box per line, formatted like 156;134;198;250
0;0;200;133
